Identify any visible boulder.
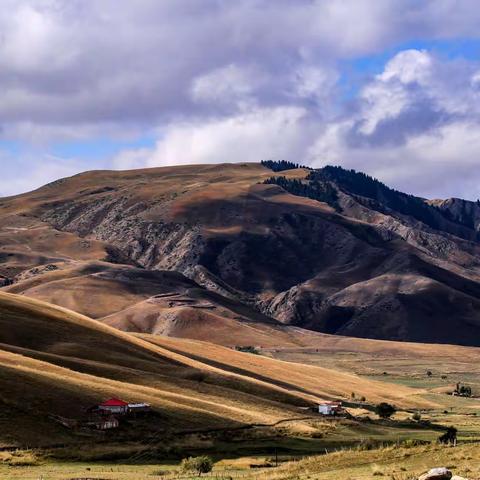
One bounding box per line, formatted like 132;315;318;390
418;468;452;480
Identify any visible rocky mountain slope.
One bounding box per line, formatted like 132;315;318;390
1;161;480;346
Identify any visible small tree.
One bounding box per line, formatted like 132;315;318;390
426;370;433;377
235;345;259;354
181;456;213;476
375;402;396;419
412;412;421;422
460;385;472;397
438;426;457;445
455;383;472;397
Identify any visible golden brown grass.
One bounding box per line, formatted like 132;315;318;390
0;291;442;451
238;442;480;480
140;334;437;409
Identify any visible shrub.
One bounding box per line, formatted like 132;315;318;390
182;370;208;382
402;438;426;448
455;383;472;397
7;452;39;467
357;438;378;451
426;370;433;377
412;412;421;421
151;469;169;476
235;345;259;354
181;455;213;475
375;402;396;419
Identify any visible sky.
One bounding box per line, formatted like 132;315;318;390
1;1;480;199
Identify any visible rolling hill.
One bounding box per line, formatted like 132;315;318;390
3;260;282;343
2;161;480;345
0;291;433;448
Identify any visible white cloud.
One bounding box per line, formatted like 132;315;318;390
108;46;480;200
357;50;433;135
114;106;317;168
190;64;262;110
2;2;480;199
111;148;152;171
1;0;480;138
380;49;433;84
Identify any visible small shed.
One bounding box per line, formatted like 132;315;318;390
128;402;151;414
98;398;129;415
96;416;119;430
318;401;343;416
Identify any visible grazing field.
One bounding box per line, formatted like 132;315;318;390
1;443;479;480
0;291;441;456
265;335;480;442
2;288;480;475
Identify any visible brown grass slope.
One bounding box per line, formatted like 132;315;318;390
0;292;432;447
4;260;292;346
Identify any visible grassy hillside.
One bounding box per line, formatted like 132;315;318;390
267;333;480;444
0;291;438;452
4;260;300;346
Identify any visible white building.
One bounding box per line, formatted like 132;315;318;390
318;401;343;415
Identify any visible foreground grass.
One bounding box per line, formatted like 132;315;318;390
1;443;479;480
246;443;480;480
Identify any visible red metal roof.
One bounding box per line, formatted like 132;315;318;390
100;398;128;407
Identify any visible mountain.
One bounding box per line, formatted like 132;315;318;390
430;197;480;233
2;161;480;346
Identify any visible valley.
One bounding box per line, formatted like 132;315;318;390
1;162;480;478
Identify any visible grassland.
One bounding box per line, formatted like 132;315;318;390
2;285;480;477
0;291;443;455
1;443;479;479
265;334;480;443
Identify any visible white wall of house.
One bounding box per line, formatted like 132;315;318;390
99;405;127;414
318;404;335;415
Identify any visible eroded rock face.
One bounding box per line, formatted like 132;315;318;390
40;200;205;275
432;197;480;233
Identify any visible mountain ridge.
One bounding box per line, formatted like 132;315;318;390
2;161;480;346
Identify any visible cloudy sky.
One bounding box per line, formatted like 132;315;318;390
1;0;480;199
